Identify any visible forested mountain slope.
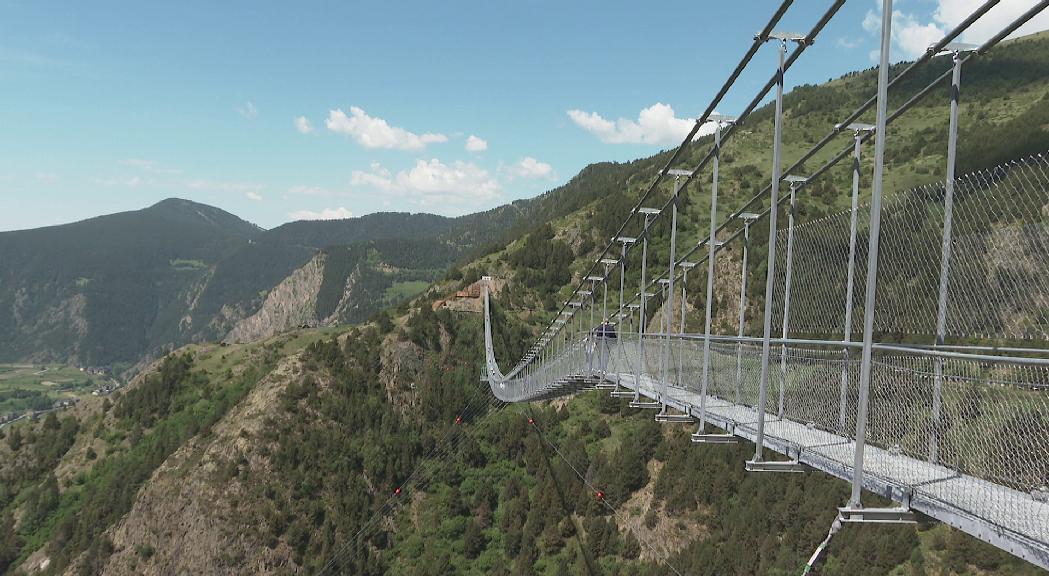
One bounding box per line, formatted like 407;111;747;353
1;30;1048;576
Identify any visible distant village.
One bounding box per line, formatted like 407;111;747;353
0;365;125;429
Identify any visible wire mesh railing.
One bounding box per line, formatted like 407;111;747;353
773;152;1049;341
603;335;1049;549
483;153;1049;565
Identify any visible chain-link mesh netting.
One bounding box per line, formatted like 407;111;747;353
488;153;1049;554
773;152;1049;341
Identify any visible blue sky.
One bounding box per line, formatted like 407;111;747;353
0;0;1045;231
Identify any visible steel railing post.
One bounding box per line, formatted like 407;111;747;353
736;219;753;406
660;179;683;415
619;242;628;324
778;177;803;419
658;278;670;407
677;263;694;394
698;120;731;432
839;126;871;433
635;212;654;402
931;46;970;465
752;37;789;465
615;241;629;390
850;0;892;509
602;269;609;322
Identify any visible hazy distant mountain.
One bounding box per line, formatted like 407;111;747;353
0;200;484;369
0;199;259;367
0;162;649;370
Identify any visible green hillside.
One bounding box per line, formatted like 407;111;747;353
0;30;1048;576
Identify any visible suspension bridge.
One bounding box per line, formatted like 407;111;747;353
482;0;1049;571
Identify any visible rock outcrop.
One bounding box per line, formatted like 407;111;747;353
224;255;325;344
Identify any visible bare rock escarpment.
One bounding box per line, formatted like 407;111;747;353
225;255;325;344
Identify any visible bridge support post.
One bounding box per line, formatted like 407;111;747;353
751;32;801;467
838;124;873;434
930;43;974;464
735;214;758;406
677;262;695;393
586;286;596;383
659;258;676;415
634;208;660;403
849;0;892;511
610;238;635;396
614;303;642;398
696;118;733;438
778;176;805;419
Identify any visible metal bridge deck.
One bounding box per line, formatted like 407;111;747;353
613;372;1049;569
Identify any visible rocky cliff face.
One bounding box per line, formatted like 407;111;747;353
224;255;326;344
80;354;306;575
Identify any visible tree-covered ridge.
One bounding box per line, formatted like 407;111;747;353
0;199;260;367
0;336;285;574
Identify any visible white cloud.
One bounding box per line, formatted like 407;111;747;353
119;158;155;169
119;158;182;175
236;100;258;119
899;14;947;58
288;207;354;221
836;37;862;49
287;184;344;197
245;191;263;201
862;0;1049;62
862;7;882;35
934;0;1049;44
465;134;488;152
35;173;58;183
326;106;447;150
186;179;264;193
294;116;314;134
863;7;947;61
506;156;556;180
350;159;501;213
92;175;148;188
567;103;715;146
